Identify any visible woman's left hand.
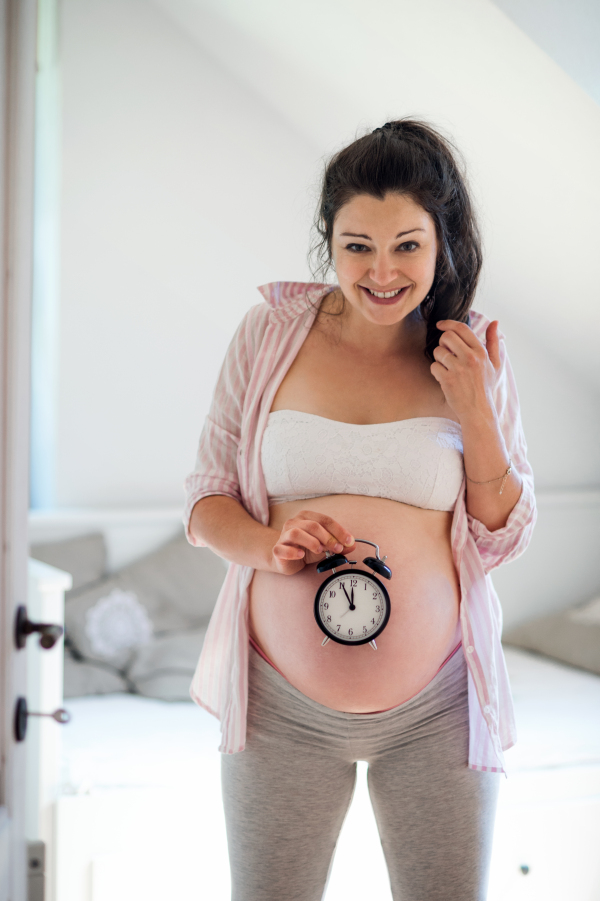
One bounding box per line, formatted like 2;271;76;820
430;320;501;422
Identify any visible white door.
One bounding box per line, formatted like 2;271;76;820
0;2;39;899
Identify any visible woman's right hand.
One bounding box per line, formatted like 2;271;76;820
270;510;355;576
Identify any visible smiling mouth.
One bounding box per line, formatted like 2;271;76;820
360;285;409;300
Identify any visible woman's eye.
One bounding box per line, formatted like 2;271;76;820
344;241;419;253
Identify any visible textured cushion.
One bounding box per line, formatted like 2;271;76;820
504;596;600;676
63;655;129;698
30;532;107;592
64;530;226;669
128;628;208;701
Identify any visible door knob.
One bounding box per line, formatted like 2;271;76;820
14;697;71;742
14;605;64;650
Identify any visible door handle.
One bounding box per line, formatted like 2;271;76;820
14;697;71;742
14;604;64;650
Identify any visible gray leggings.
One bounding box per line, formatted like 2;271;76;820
221;645;500;901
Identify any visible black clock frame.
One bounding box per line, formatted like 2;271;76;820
314;568;391;646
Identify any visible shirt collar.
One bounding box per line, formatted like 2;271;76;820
257;281;338;323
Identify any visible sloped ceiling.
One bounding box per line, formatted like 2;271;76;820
152;0;600;389
492;0;600;107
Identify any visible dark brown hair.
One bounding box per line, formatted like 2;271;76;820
309;119;482;360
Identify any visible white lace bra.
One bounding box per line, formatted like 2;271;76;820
261;410;465;512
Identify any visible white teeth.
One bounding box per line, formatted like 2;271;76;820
366;287;404;299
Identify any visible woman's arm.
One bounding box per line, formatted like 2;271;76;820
460;409;522;532
190;495;355;575
431;319;523;532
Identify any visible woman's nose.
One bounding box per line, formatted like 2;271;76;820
369;255;399;287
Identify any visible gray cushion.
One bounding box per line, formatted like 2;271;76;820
504;596;600;676
64;531;226;669
63;655;129;698
30;532;107;592
128;627;208;701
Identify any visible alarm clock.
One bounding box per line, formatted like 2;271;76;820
314;540;392;650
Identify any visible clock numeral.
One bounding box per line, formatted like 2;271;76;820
371;618;376;625
350;579;357;587
323;602;329;609
336;624;341;632
329;591;336;598
326;615;331;623
363;626;368;634
348;628;353;636
375;606;381;612
373;593;378;599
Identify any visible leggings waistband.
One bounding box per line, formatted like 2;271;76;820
248;635;463;715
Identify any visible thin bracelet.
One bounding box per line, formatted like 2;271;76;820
465;459;512;495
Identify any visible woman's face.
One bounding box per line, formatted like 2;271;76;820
330;192;438;328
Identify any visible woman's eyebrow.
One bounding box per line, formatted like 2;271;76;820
339;228;425;239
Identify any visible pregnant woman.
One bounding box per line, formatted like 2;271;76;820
184;120;536;900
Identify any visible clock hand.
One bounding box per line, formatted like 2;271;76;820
351;586;355;607
341;583;355;610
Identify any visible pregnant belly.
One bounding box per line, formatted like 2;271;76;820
249;495;461;712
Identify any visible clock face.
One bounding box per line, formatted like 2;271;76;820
314;569;391;645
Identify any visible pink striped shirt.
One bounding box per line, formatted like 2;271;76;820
183;282;537;773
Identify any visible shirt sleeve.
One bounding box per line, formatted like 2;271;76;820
182;304;266;547
466;335;537;573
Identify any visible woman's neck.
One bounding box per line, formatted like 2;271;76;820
318;289;425;358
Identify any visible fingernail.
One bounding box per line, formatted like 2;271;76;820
345;535;354;545
334;543;343;553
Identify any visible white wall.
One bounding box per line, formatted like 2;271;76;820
157;0;600;388
499;315;600;490
57;0;319;508
49;0;600;627
494;491;600;627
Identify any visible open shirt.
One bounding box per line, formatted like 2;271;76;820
183;281;537;773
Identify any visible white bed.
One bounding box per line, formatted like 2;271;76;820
54;646;600;901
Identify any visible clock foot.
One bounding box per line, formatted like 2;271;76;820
321;636;330;647
370;639;378;650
